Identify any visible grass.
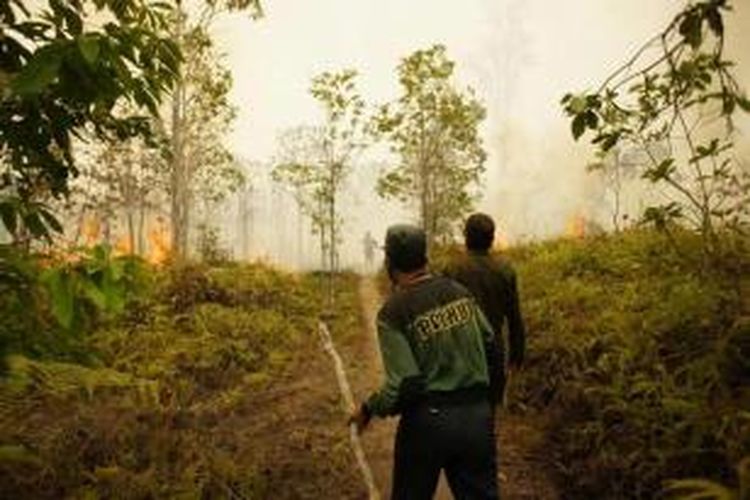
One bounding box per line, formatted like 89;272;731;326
1;229;747;498
502;229;750;498
0;257;362;498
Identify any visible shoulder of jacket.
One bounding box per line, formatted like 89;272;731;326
378;290;405;325
490;254;517;278
433;274;473;298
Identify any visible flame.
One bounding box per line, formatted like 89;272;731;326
114;235;133;256
146;222;171;265
566;213;586;239
81;214;101;246
494;232;511;251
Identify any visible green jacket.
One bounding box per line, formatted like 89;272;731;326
365;274;494;417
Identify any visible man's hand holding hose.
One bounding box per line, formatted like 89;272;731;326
348;403;372;434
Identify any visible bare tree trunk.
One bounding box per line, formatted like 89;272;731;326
610;153;622;233
73;208;86;246
181;156;191;258
328;175;336;310
237;188;248;260
137;202;146;256
102;211;112;246
612;166;622;232
126;209;136;255
170;5;188;260
419;160;430;246
297;203;303;268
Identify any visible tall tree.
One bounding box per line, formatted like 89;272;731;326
166;4;244;259
310;69;366;278
372;44;487;247
273;69;366;305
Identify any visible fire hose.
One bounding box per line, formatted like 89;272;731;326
318;321;381;500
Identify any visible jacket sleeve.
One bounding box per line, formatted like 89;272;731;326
506;269;526;366
474;304;503;400
474;303;494;345
365;317;422;417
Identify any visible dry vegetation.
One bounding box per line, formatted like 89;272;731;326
505;230;749;498
0;251;364;498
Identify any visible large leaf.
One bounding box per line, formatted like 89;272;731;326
0;201;18;235
22;211;49;240
0;445;44;467
77;35;100;65
38;207;64;234
11;44;64;96
572;114;587;140
42;269;75;329
81;280;106;310
663;478;735;499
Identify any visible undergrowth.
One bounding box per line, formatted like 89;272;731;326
501;230;750;499
0;250;355;498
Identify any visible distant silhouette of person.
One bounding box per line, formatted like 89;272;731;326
363;231;378;273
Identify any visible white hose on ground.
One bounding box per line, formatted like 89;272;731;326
318;321;381;500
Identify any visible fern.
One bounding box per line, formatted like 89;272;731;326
663;478;736;499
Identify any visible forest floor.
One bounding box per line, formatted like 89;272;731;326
220;338;365;499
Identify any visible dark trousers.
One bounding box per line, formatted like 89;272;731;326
391;398;499;500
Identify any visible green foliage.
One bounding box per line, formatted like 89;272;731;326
0;0;263;244
503;230;749;498
0;199;62;242
272;125;333;233
178;22;244;206
40;246;147;330
0;244;150;363
372;44;487;246
561;0;749;259
0;0;181;239
0;260;348;498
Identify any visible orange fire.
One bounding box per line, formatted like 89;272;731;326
494;232;511;251
566;213;587;239
114;235;133;256
81;214;101;246
146;223;171;265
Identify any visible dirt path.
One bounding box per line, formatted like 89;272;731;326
223;327;367;499
345;276;399;498
349;276;559;500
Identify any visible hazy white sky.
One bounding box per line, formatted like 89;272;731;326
208;0;750;262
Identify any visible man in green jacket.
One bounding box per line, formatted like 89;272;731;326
350;224;499;500
444;213;526;406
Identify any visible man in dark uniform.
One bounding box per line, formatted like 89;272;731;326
350;224;500;500
444;213;526;406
